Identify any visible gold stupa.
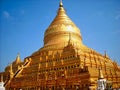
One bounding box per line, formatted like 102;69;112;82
44;1;82;48
0;1;120;90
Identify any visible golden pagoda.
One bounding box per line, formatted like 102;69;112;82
0;1;120;90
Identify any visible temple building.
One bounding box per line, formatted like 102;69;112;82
0;1;120;90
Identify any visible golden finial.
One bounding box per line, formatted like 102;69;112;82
104;50;107;56
104;50;109;58
15;53;21;63
59;0;63;7
98;68;104;79
17;52;20;59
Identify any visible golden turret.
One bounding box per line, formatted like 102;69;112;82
13;53;21;65
98;68;104;79
44;0;82;48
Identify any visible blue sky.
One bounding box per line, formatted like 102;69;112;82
0;0;120;72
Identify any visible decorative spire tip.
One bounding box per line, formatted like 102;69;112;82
98;68;104;79
59;0;63;7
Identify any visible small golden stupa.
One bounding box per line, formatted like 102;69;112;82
0;1;120;90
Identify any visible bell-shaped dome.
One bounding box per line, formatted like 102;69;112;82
44;1;82;48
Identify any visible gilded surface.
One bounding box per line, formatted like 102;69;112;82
44;1;82;48
0;1;120;90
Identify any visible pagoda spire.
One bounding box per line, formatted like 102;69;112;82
104;50;109;58
98;68;104;79
59;0;63;7
15;53;21;64
16;53;20;60
57;0;66;15
12;53;22;65
44;0;82;47
97;68;106;90
104;50;107;57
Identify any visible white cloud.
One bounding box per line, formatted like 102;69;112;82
3;11;10;19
